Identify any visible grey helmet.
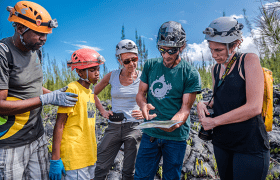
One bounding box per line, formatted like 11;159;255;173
203;17;243;43
116;39;138;59
157;21;186;47
203;17;243;64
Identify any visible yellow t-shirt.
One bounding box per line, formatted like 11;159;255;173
57;81;97;171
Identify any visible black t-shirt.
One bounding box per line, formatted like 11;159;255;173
212;55;269;153
0;37;44;148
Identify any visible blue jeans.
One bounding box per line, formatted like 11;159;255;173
134;133;186;180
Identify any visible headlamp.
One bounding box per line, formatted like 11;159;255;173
48;19;58;28
203;22;244;37
97;55;106;64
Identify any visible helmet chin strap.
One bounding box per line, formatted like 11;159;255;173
169;48;180;69
19;27;30;48
79;69;90;83
223;43;232;65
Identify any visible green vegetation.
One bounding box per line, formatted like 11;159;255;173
42;55;78;91
40;2;280;179
197;64;213;89
135;29;149;70
157;165;163;178
243;1;280;85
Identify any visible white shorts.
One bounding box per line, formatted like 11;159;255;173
63;164;96;180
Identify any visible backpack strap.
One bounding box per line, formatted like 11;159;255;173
238;53;247;80
213;63;220;79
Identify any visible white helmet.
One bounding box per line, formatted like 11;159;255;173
157;21;186;47
115;39;138;58
203;17;243;43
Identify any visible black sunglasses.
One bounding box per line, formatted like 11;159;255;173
158;47;179;55
123;57;138;65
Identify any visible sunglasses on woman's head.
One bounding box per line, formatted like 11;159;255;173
158;47;179;55
123;57;138;65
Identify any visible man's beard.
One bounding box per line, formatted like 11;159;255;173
25;42;45;51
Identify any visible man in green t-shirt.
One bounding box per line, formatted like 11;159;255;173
135;21;201;179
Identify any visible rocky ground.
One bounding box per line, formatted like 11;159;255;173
43;86;280;180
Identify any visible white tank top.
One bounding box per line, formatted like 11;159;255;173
109;69;142;123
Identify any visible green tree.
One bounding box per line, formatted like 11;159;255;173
121;24;125;40
254;1;280;84
243;8;261;57
135;29;148;70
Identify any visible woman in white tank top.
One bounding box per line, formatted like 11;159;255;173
94;39;143;180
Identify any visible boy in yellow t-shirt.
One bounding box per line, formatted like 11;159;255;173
49;48;112;180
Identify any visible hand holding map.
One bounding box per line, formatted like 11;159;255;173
134;120;183;129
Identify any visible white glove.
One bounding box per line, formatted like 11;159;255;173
40;86;78;106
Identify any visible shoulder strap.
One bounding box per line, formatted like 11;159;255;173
208;64;220;107
213;63;220;79
238;53;247;79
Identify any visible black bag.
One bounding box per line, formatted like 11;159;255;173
109;113;126;122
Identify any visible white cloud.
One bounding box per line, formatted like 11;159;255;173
179;11;185;16
62;41;71;44
62;41;102;52
149;38;153;41
239;36;259;55
66;50;75;53
230;14;244;19
263;2;280;10
77;41;87;43
182;35;259;63
179;20;187;24
71;44;102;51
182;40;212;62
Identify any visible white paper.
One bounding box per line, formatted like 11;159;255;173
134;120;182;129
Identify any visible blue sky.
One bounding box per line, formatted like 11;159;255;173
0;0;262;73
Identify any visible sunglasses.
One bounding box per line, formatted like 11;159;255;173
158;47;179;55
123;57;138;65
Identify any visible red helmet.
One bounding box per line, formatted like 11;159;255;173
67;48;105;71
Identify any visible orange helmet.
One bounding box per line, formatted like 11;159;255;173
7;1;58;34
67;49;105;71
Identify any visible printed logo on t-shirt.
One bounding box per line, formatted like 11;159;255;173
87;101;95;118
0;43;9;53
149;74;172;100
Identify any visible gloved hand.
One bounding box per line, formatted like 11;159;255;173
40;86;78;107
49;158;66;180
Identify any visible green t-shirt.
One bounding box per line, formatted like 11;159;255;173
140;58;201;141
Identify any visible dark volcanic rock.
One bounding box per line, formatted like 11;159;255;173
43;87;280;180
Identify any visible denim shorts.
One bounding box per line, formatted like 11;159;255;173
134;133;186;180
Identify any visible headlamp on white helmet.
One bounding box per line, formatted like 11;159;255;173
204;17;244;64
203;17;243;44
116;39;138;59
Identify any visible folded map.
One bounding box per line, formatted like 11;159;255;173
134;120;183;129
